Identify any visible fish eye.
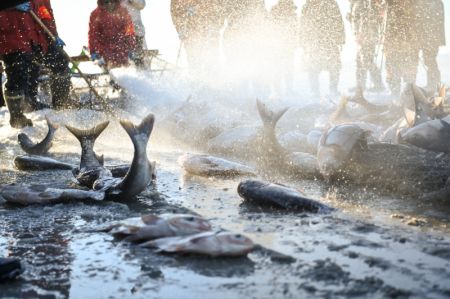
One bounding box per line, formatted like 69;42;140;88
234;234;242;239
186;217;195;222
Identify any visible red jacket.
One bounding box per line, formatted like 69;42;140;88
89;5;135;67
0;0;56;56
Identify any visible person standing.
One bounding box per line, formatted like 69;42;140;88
415;0;445;91
170;0;226;76
121;0;147;67
384;0;418;96
299;0;345;96
0;63;4;107
0;2;35;128
270;0;298;95
29;0;72;110
89;0;136;69
350;0;384;92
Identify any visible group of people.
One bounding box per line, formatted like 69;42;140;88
0;0;146;129
170;0;446;96
0;0;447;128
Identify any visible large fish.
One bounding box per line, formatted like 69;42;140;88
399;118;450;153
101;213;212;242
0;258;23;281
178;153;255;177
66;121;112;188
0;183;104;205
317;124;368;177
94;114;155;200
18;115;58;155
238;179;333;213
14;155;75;171
140;231;254;257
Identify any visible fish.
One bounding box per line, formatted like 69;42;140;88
18;115;58;155
317;124;369;177
399;118;450;153
207;125;261;159
95;114;155;200
0;183;104;205
66;121;112;188
13;155;75;171
0;258;23;281
100;214;212;242
178;153;255;177
256;100;320;177
140;231;254;257
306;130;323;154
329;96;351;124
350;87;388;113
238;179;333;213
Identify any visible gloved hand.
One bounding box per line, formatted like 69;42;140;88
90;53;100;61
15;2;31;12
55;37;65;48
90;53;105;66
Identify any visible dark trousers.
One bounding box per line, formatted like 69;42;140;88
0;72;4;107
421;47;440;90
30;44;71;108
356;42;383;90
2;51;33;97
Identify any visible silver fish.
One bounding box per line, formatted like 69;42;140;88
13;155;75;171
141;231;254;257
18;115;58;155
0;183;104;205
399;118;450;153
66;121;112;188
101;213;212;242
238;179;333;213
317;124;369;177
96;114;155;200
178;153;255;177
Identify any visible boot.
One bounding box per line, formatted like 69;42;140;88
4;91;33;128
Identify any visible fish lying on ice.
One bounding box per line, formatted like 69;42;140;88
66;121;112;188
178;153;255;177
399;118;450;153
0;183;104;205
141;231;254;257
18;115;58;155
0;258;23;281
93;114;155;200
238;179;333;213
101;214;212;242
13;155;142;179
14;155;75;171
317;124;369;177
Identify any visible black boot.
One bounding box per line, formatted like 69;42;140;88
4;92;33;128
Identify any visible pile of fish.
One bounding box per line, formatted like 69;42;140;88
100;213;255;257
1;113;156;205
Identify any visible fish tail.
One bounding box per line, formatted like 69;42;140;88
65;121;110;145
256;99;288;129
45;115;59;133
120;114;155;149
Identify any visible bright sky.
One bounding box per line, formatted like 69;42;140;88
52;0;450;61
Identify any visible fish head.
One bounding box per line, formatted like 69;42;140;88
168;215;212;235
399;126;429;147
17;133;32;147
217;232;254;255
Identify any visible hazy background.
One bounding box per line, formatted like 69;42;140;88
52;0;450;64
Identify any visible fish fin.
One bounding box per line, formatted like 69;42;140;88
45;115;59;132
120;114;155;145
65;121;110;144
256;99;288;129
150;161;156;180
403;107;416;128
411;84;428;105
141;214;161;225
95;153;104;166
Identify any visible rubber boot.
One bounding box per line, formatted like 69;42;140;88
4;91;33;128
